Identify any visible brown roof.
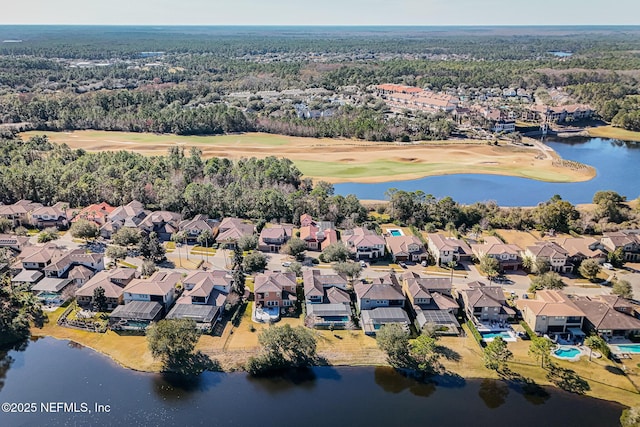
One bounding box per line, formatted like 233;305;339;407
303;269;348;298
526;241;568;259
573;296;640;331
326;287;351;304
385;235;425;255
516;290;584;317
354;279;404;301
553;237;605;259
124;271;182;296
76;268;138;299
461;282;509;309
254;271;297;294
217;218;254;241
428;234;471;254
260;224;293;240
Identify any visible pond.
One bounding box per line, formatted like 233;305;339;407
334;137;640;206
0;337;625;427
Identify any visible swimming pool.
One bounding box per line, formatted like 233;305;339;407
480;331;516;342
615;344;640;354
388;229;404;237
553;346;582;360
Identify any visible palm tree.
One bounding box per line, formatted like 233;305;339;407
445;222;456;237
447;260;457;287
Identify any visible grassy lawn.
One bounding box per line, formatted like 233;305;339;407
22;130;594;184
191;245;216;255
117;261;137;269
588;125;640;142
32;308;161;372
440;327;640;407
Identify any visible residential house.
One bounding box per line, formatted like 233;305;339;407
31;277;73;305
360;307;410;336
601;230;640;262
176;270;232;307
303;269;351;328
524;242;573;273
385;235;427;262
75;268;139;310
553;237;607;265
31;202;69;229
402;272;459;334
123;271;182;313
516;290;585;335
110;301;163;330
11;269;44;288
427;233;472;265
216;217;254;249
458;281;515;325
138;210;182;241
341;227;386;260
471;236;522;271
165;304;221;332
18;243;61;270
573;295;640;339
300;219;336;251
0;234;29;253
101;200;149;239
258;224;294;253
43;249;104;279
0;200;43;226
70;202;115;226
354;274;405;311
253;271;298;310
179;214;216;242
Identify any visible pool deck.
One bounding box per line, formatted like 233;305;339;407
551;345;594;362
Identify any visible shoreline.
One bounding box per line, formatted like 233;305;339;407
19;130;596;185
30;325;640;407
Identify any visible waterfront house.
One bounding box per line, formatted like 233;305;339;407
427;233;472;266
175;270;232;307
573;295;640;339
123;271;181;313
341;227;386;260
360;307;410;336
458;281;515;325
516;290;584;335
258;224;294;253
75;268;138;310
354;274;405;311
253;271;298;311
110;301;163;331
402;272;459;334
165;304;221;332
471;236;522;272
303;269;351;328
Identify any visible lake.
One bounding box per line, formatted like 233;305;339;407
334;137;640;206
0;337;624;427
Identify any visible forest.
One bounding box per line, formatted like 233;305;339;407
1;26;640;136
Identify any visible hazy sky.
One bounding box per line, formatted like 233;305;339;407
2;0;639;26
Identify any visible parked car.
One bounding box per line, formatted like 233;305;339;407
359;260;367;268
421;260;427;267
399;261;407;269
282;261;291;267
603;263;614;270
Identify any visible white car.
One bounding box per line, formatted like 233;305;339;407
603;263;614;270
282;261;292;267
359;260;367;268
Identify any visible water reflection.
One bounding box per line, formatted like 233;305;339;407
373;366;437;397
478;379;509;409
152;371;223;401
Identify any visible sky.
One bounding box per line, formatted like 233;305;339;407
2;0;639;26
